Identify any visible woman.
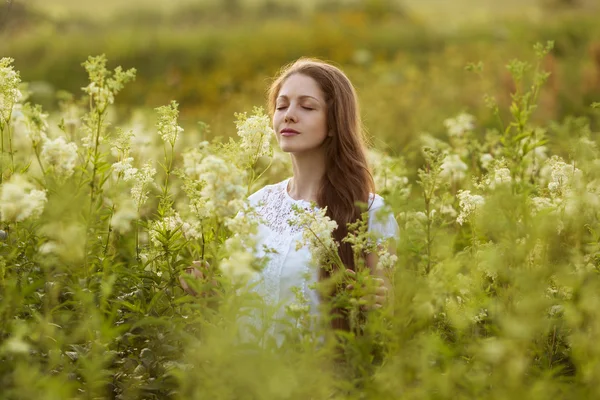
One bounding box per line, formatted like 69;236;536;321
182;58;399;337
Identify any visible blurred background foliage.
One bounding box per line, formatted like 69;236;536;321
1;0;600;153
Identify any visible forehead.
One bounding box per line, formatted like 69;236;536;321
277;73;325;101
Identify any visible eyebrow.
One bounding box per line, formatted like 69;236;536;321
276;95;321;103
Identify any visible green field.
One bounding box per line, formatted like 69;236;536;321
2;1;600;398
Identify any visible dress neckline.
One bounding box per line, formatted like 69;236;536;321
282;178;312;206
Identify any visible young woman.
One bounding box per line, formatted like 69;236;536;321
182;58;399;336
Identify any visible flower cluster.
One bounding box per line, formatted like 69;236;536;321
156;101;183;146
0;174;47;222
189;154;247;219
130;163;157;209
149;211;201;247
234;107;273;164
40;136;79;178
0;57;22;123
456;190;485;225
443;112;475;138
440;153;468;183
81;55;136;111
20;103;49;146
290;204;339;268
368;149;411;198
543;156;583;196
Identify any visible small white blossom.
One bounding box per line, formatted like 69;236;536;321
192;154;247;219
156;101;183;146
456;190;485;225
131;163;156;209
376;248;398;270
480;153;494;170
440;153;468;183
544;156;582;196
0;175;47;222
110;199;138;234
0;58;22;122
112;157;138;181
290;205;339;268
235;107;273;163
444;113;475;138
40;136;79;177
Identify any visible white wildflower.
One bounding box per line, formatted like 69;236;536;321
290;204;339;267
479;153;494;170
0;175;47;222
235;107;273;163
193;154;247;218
40;136;79;177
112;157;138;181
110;199;138;234
131;163;156;209
544;156;583;196
440;204;457;218
156;101;183;146
0;58;22;122
530;196;555;214
220;250;256;283
376;248;398;270
21;103;49;145
444;113;475;138
149;212;201;247
485;167;512;190
456;190;485;225
440;153;468;183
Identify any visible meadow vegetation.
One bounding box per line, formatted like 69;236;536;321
1;1;600;399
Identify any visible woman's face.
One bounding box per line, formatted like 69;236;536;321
273;73;328;154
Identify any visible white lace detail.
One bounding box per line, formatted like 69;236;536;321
250;179;308;307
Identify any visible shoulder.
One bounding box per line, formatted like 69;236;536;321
367;193;386;211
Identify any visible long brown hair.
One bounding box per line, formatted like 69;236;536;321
268;58;375;329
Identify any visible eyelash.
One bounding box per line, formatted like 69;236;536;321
276;106;314;111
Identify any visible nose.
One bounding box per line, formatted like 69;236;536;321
284;106;297;123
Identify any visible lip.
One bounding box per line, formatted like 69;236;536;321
280;128;300;137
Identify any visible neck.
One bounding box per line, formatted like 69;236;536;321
287;149;326;203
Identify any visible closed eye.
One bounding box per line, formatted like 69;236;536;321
276;106;288;110
302;107;314;111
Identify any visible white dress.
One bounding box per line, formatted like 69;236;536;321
241;178;399;343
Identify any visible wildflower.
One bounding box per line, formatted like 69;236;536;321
0;174;47;222
131;163;156;209
0;58;22;123
220;250;256;283
111;128;135;158
530;196;555;214
149;212;201;247
156;101;183;146
480;153;494;170
290;204;339;268
440;153;468;183
21;103;49;146
110;199;138;234
234;107;274;164
456;190;485;225
81;55;136;111
376;247;398;270
193;154;247;218
112;157;138;181
367;149;411;197
440;204;457;218
40;136;79;177
485;166;512;190
443;113;475;138
544;156;582;196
